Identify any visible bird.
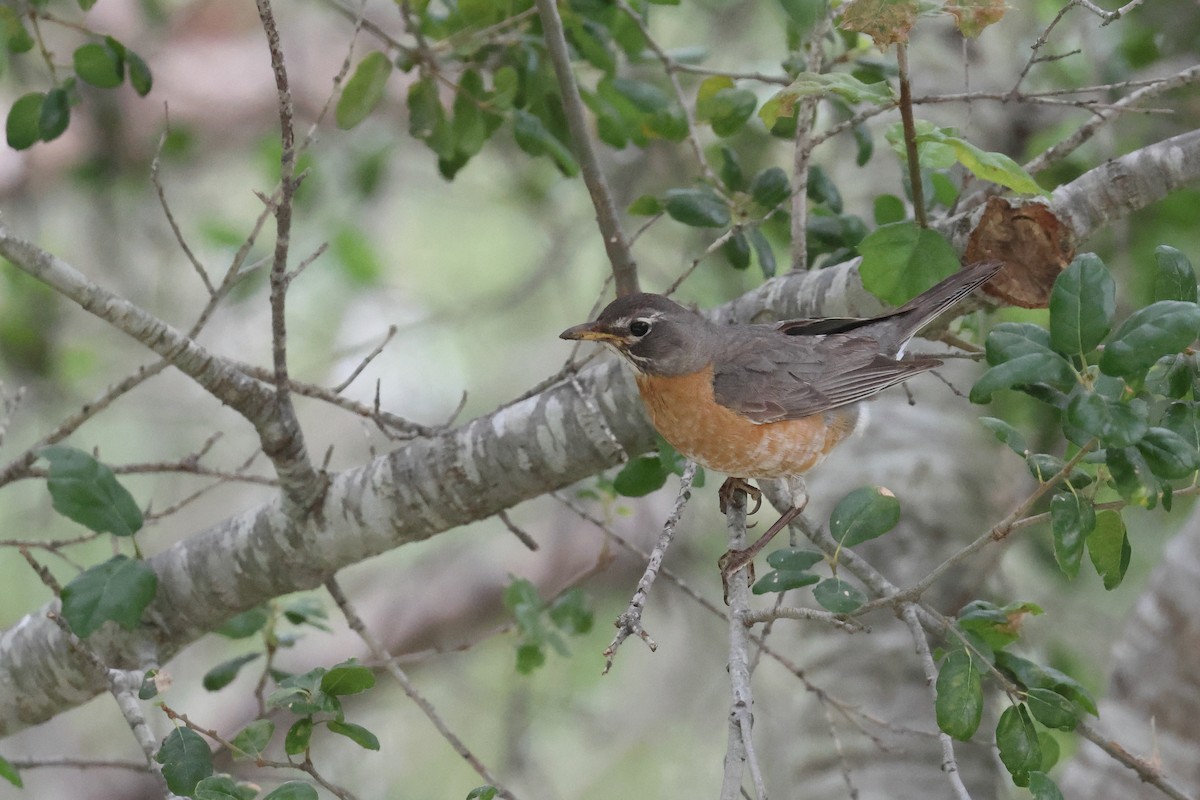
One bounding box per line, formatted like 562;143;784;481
560;260;1001;580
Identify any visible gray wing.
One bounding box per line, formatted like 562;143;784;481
711;330;942;423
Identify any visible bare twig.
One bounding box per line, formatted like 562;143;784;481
151;125;214;295
895;43;926;228
325;577;518;800
1075;0;1147;25
331;325;397;394
603;462;697;672
1075;718;1197;800
496;510;539;551
533;0;639;296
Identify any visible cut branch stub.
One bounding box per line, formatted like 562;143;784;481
966;197;1075;309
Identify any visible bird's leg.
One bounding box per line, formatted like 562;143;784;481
718;477;762;515
719;496;808;586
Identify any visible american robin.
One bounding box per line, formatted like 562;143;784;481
561;260;1001;578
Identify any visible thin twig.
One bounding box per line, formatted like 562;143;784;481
895;43;926;228
325;576;518;800
497;510;539;551
533;0;639;296
331;325;397;394
151;124;214;295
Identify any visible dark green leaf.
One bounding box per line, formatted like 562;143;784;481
858;222;960;305
812;578;866;613
126;51;153;96
1065;388;1148;448
985;322;1056;365
138;669;161;700
1028;771;1065;800
829;486;900;547
748;227;777;279
609;78;670;112
336;51;393;129
936;649;984;740
61;555;157;638
1038;731;1061;772
548;588;593;635
194;775;248;800
1100;301;1200;378
563;14;614;74
74;41;124;88
1145;353;1194;399
156;727;213;796
970;353;1077;404
1136;426;1199;479
467;788;500;800
957;599;1042;650
751;569;820;594
723;230;751;270
627;194;662;216
613;455;668;496
38;88;70;142
663;188;730;228
512;110;578;176
1024;453;1092;489
321;659;375;696
1161;402;1200;450
0;753;21;788
696;79;757;137
268;669;341;717
719;146;745;191
1049;254;1115;356
515;642;545;674
263;782;318;800
806;164;842;212
873;194;905;225
765;547;825;571
1154;245;1197;303
282;596;329;630
996;704;1040;786
979;417;1029;455
230;719;274;760
995;652;1097;715
1087;510;1130;590
1049;492;1094;579
407;77;451;156
328;720;380;751
1106;446;1159;508
217;606;269;639
203;653;261;691
39;445;143;536
749;166;791;210
284;718;314;756
1026;687;1079;731
5;92;43;150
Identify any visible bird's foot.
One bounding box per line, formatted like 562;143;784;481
718;503;805;604
718;477;762;515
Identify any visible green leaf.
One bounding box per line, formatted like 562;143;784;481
217;606;269;639
39;445;144;536
749;166;791;210
512;110;578;176
61;555;157;638
663;188;730;228
719;145;745;191
723;230;751;270
230;719;274;760
873;194;905;225
327;720;380;751
126;50;153;96
336;51;393;129
1136;426;1199;479
751;569;820;594
1038;731;1061;772
138;669;161;700
807;165;842;213
765;547;825;571
857;222;960;305
829;486;900;547
759;72;891;128
1161;402;1200;451
321;659;376;696
985;322;1056;365
203;653;261;691
0;753;21;788
407;77;451;157
548;588;593;635
1106;446;1159;508
1028;771;1065;800
903;124;1046;196
38;87;70;143
74;41;124;88
1026;687;1079;731
467;788;500;800
0;7;34;54
979;417;1029;455
1145;353;1194;399
1065;388;1148;448
515;642;545;674
194;774;249;800
995;652;1097;715
282;595;330;630
996;704;1041;786
1154;245;1197;303
1049;254;1115;356
156;727;214;796
957;599;1042;650
970;353;1077;404
1087;510;1130;590
269;669;341;716
263;782;319;800
627;194;662;216
812;578;866;613
748;227;777;279
1049;492;1094;579
284;718;314;756
613;455;669;497
696;77;757;137
935;649;984;740
1100;300;1200;378
8;92;46;151
609;77;671;112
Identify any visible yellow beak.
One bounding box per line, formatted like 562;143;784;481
559;323;619;342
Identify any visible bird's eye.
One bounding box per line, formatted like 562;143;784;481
629;320;651;337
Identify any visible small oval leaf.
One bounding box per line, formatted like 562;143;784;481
336;51;393;130
829;486;900;547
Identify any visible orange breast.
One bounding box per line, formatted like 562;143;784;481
635;366;859;479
